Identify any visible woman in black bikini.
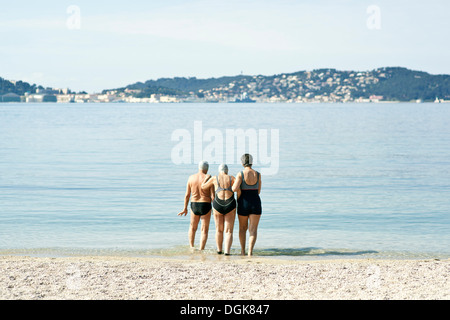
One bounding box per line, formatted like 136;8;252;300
232;154;262;256
201;164;237;255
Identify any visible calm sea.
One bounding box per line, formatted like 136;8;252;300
0;103;449;260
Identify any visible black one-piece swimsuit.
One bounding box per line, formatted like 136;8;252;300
212;176;236;214
237;171;262;216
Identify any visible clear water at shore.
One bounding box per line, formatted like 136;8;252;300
0;103;449;260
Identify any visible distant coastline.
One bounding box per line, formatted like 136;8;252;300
1;67;449;104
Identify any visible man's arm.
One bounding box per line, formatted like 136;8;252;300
178;180;191;216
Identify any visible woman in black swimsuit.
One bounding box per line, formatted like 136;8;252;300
202;164;237;255
232;154;262;256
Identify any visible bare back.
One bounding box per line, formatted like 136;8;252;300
216;173;235;200
242;168;259;185
232;167;261;196
189;172;212;202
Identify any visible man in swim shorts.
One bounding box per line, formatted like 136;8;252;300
178;160;214;250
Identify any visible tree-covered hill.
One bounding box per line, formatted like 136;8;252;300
112;67;449;102
354;67;450;101
3;67;449;102
0;77;38;96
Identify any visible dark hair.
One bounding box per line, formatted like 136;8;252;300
240;154;253;167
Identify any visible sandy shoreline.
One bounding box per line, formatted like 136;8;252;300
0;255;448;300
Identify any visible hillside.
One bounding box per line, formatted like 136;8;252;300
0;77;38;96
2;67;449;103
107;67;450;102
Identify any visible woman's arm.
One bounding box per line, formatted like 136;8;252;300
231;176;241;199
258;173;262;195
232;173;242;192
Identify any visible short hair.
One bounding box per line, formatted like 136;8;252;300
240;154;253;167
198;160;209;171
218;164;228;174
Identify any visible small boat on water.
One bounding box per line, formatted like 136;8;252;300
229;92;256;103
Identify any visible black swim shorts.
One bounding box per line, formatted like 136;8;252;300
190;202;212;216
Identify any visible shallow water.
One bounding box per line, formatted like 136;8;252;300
0;103;449;260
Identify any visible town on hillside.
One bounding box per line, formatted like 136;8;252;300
1;67;449;103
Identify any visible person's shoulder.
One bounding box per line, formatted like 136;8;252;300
188;173;197;181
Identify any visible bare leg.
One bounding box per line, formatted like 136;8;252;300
224;209;236;255
238;215;249;256
248;214;261;256
199;211;211;250
214;210;224;253
189;211;200;249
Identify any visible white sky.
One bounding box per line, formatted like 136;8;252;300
1;0;449;92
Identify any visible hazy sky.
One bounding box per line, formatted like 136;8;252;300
1;0;449;92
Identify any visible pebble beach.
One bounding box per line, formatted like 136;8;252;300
1;255;448;300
